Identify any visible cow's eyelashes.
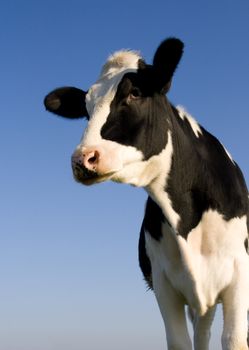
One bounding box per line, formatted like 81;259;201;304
129;87;142;99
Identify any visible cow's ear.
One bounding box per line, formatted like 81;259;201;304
153;38;184;94
44;87;88;119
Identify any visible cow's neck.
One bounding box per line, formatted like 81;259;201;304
145;135;180;230
145;105;194;232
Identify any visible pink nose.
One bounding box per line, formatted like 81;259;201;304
72;148;100;173
72;144;123;182
82;149;100;171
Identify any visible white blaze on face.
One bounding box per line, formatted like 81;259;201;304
82;50;141;146
73;50;146;177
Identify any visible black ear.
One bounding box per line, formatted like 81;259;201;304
153;38;184;93
44;87;88;119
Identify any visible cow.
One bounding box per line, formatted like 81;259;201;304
44;38;249;350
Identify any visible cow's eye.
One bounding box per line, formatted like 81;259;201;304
129;87;142;99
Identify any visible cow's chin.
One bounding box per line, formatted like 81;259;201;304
73;160;154;188
73;170;117;186
73;168;140;187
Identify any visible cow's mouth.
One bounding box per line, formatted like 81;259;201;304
72;164;115;186
72;165;98;185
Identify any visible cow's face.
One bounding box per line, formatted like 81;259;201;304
44;38;183;187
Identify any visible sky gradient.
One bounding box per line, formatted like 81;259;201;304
1;1;249;349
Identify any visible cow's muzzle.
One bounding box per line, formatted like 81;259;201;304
71;144;124;185
71;150;99;184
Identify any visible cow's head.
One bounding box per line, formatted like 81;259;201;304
44;38;184;187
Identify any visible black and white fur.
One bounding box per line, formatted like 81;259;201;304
44;38;249;350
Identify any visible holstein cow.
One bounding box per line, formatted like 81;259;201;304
44;38;249;350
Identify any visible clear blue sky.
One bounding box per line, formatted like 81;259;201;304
1;1;248;349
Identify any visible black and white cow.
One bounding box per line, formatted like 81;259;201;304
44;38;249;350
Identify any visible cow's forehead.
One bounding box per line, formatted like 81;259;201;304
86;50;142;112
100;50;142;77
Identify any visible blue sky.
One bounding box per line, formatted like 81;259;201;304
1;1;248;349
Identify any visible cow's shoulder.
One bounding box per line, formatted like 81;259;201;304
166;106;248;238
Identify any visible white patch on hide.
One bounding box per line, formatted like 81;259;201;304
145;132;180;230
177;105;202;137
101;50;142;77
145;210;249;316
110;132;180;230
220;142;235;164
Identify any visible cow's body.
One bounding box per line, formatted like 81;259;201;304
44;38;249;349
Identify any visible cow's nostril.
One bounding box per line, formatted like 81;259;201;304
87;151;99;165
88;156;97;164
